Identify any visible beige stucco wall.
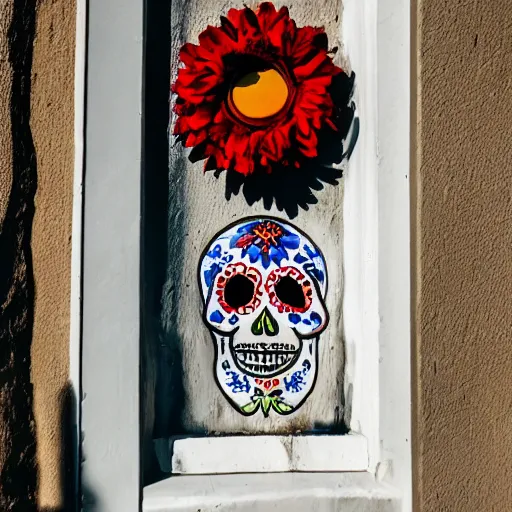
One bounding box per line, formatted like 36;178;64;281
0;1;12;227
0;0;75;509
30;0;76;509
412;0;512;510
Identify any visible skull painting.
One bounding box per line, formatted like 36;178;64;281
198;217;329;417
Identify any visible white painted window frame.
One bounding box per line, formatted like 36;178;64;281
75;0;411;509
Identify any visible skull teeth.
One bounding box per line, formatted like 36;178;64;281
232;345;299;376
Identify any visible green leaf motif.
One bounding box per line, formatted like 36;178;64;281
265;313;275;334
272;400;293;414
262;396;272;417
241;391;294;418
241;401;260;414
251;318;263;336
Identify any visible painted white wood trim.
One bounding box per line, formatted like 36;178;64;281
70;0;87;505
172;434;368;474
144;472;399;512
70;0;85;408
375;0;412;507
342;0;380;466
80;0;143;510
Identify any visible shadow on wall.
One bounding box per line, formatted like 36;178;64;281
220;72;358;219
0;0;39;509
0;1;95;510
183;71;358;220
40;383;98;512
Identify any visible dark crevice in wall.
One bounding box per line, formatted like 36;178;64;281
141;0;172;487
0;0;38;509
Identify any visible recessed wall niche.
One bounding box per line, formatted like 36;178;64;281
141;0;357;484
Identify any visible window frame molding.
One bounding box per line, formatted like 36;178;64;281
79;0;143;510
77;0;411;509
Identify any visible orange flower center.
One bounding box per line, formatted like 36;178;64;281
231;69;289;120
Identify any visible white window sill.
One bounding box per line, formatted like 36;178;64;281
170;433;368;474
143;472;400;512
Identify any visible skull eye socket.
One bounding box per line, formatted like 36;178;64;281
274;276;306;309
216;263;262;315
266;267;313;314
224;274;255;310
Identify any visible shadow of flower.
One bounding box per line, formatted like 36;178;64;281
213;71;358;219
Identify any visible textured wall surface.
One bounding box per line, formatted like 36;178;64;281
0;0;75;510
30;0;75;509
413;0;512;510
0;1;12;227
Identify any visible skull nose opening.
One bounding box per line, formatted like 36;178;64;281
251;307;279;337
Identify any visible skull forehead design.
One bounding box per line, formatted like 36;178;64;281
199;217;329;418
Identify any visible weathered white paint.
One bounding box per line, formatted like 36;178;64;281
375;0;412;506
70;0;85;410
342;0;380;468
80;0;143;510
70;0;86;506
172;434;368;474
164;0;349;435
144;472;400;512
160;0;382;478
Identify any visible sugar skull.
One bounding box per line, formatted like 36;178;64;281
198;217;329;417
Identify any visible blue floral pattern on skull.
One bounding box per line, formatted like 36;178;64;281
198;217;329;418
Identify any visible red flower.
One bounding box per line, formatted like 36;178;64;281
172;2;345;176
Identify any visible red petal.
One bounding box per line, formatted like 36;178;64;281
326;118;338;131
241;7;261;32
292;27;324;63
256;2;277;32
179;43;199;66
294;52;331;80
302;75;333;87
267;5;290;31
179;43;214;66
266;7;294;52
297;127;318;158
220;16;238;41
227;7;260;40
187;107;213;131
199;25;236;54
296;112;311;136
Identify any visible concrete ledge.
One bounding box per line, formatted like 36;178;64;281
143;472;400;512
171;434;368;474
